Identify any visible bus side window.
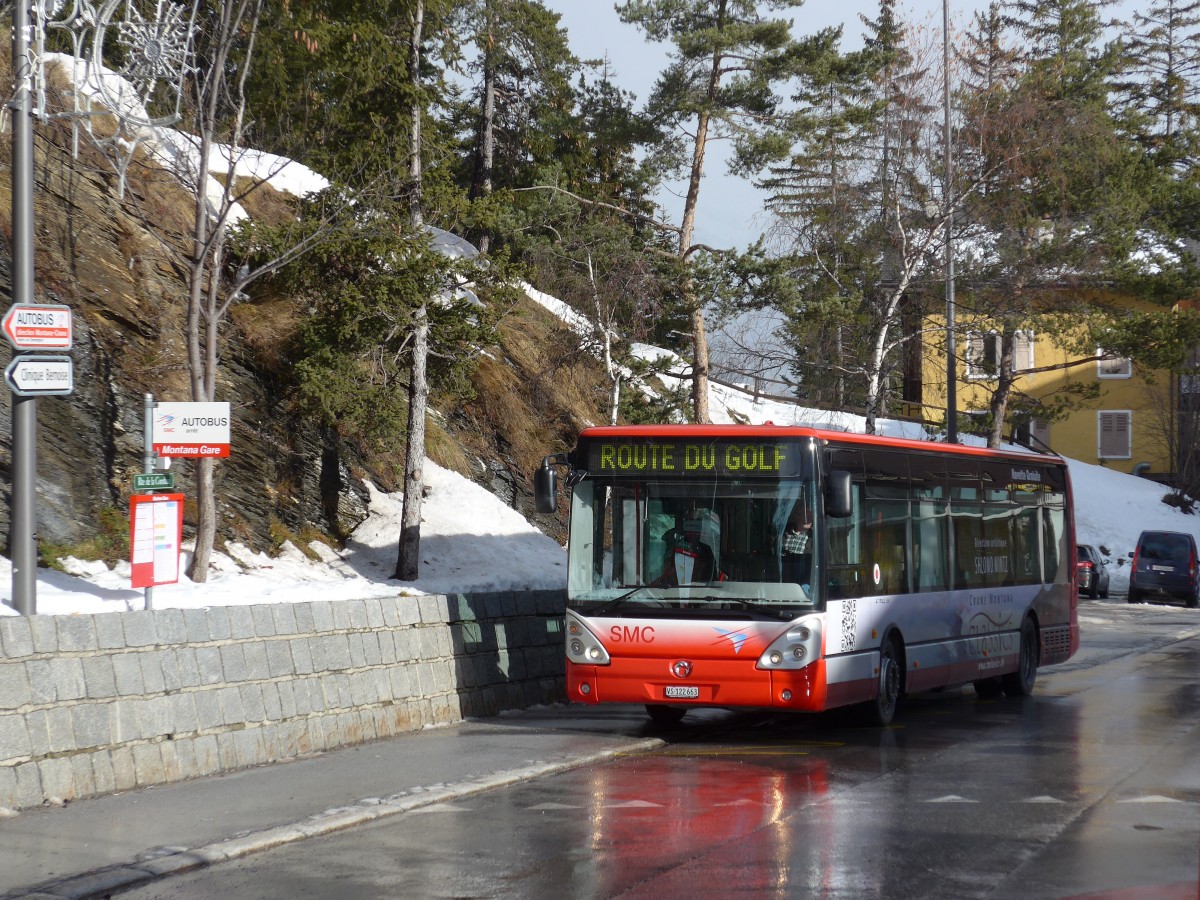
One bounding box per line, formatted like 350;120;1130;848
909;452;949;591
862;449;911;595
826;482;864;599
1042;504;1066;584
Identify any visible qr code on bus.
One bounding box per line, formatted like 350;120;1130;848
840;599;857;652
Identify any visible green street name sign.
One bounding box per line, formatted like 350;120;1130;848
133;472;174;491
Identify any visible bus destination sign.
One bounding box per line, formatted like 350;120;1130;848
586;438;802;478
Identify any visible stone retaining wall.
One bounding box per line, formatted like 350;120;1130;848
0;591;566;811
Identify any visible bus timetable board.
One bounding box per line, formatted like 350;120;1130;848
583;436;804;478
129;493;185;588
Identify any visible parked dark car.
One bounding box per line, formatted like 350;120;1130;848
1128;531;1200;608
1076;544;1110;599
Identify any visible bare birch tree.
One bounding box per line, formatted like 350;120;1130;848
176;0;344;580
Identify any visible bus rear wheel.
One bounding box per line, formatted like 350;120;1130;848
1001;617;1039;697
645;704;687;726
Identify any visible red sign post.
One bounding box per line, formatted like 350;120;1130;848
130;493;185;589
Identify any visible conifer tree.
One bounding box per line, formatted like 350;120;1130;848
758;1;952;433
954;0;1146;446
617;0;811;423
1112;0;1200;240
453;0;577;253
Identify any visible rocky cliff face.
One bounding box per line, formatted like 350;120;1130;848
0;105;597;568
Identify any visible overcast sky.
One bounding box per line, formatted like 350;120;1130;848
545;0;1135;251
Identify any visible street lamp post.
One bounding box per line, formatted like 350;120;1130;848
943;0;957;444
11;0;38;613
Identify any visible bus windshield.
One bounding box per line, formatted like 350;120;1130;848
565;474;819;622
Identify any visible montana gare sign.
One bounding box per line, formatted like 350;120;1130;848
152;401;231;458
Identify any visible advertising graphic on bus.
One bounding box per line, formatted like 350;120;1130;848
535;425;1078;726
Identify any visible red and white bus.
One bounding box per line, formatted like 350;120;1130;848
535;425;1078;726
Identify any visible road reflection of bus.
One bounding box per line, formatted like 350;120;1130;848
582;753;829;897
536;425;1078;727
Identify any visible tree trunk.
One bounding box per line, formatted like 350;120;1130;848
185;128;215;584
679;102;712;424
409;0;424;226
676;18;724;424
474;4;496;255
396;302;429;580
396;0;427;581
586;251;622;424
987;331;1016;448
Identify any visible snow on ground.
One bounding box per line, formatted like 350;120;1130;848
0;461;566;615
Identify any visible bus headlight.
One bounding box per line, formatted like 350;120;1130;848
565;611;611;666
757;616;822;670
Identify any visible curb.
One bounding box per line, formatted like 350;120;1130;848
5;737;666;899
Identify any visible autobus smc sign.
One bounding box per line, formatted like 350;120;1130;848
586;437;803;478
152;401;232;458
2;304;72;350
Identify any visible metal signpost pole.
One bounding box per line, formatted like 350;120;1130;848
11;0;37;614
143;393;155;610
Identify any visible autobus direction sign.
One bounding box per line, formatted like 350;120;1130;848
133;472;174;491
5;355;74;396
2;304;72;350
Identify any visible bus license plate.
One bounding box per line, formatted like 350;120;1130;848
664;686;699;699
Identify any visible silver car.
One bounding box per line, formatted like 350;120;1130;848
1076;544;1110;599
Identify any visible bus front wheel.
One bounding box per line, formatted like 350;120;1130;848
860;638;902;726
645;704;687;726
1001;617;1039;697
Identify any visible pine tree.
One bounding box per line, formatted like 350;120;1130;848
1111;0;1200;241
954;0;1148;446
758;1;950;434
451;0;578;253
617;0;811;424
758;30;879;411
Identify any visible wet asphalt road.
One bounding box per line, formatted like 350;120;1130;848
116;600;1200;900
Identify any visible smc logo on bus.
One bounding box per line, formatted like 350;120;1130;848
610;625;655;643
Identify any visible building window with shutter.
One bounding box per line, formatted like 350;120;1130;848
966;331;999;380
1097;348;1132;378
1015;330;1035;373
1098;410;1132;459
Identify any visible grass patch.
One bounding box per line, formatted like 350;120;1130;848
41;506;130;570
267;518;338;561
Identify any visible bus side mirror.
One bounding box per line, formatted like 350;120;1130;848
826;469;853;518
534;463;558;514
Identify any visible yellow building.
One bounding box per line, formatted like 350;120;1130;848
917;301;1181;478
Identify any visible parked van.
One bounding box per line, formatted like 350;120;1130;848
1128;531;1200;608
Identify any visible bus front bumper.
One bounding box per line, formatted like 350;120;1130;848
567;657;828;712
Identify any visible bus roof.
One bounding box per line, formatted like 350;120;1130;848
575;424;1066;466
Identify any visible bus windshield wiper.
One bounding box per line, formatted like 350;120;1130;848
595;585;659;614
685;592;767;615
